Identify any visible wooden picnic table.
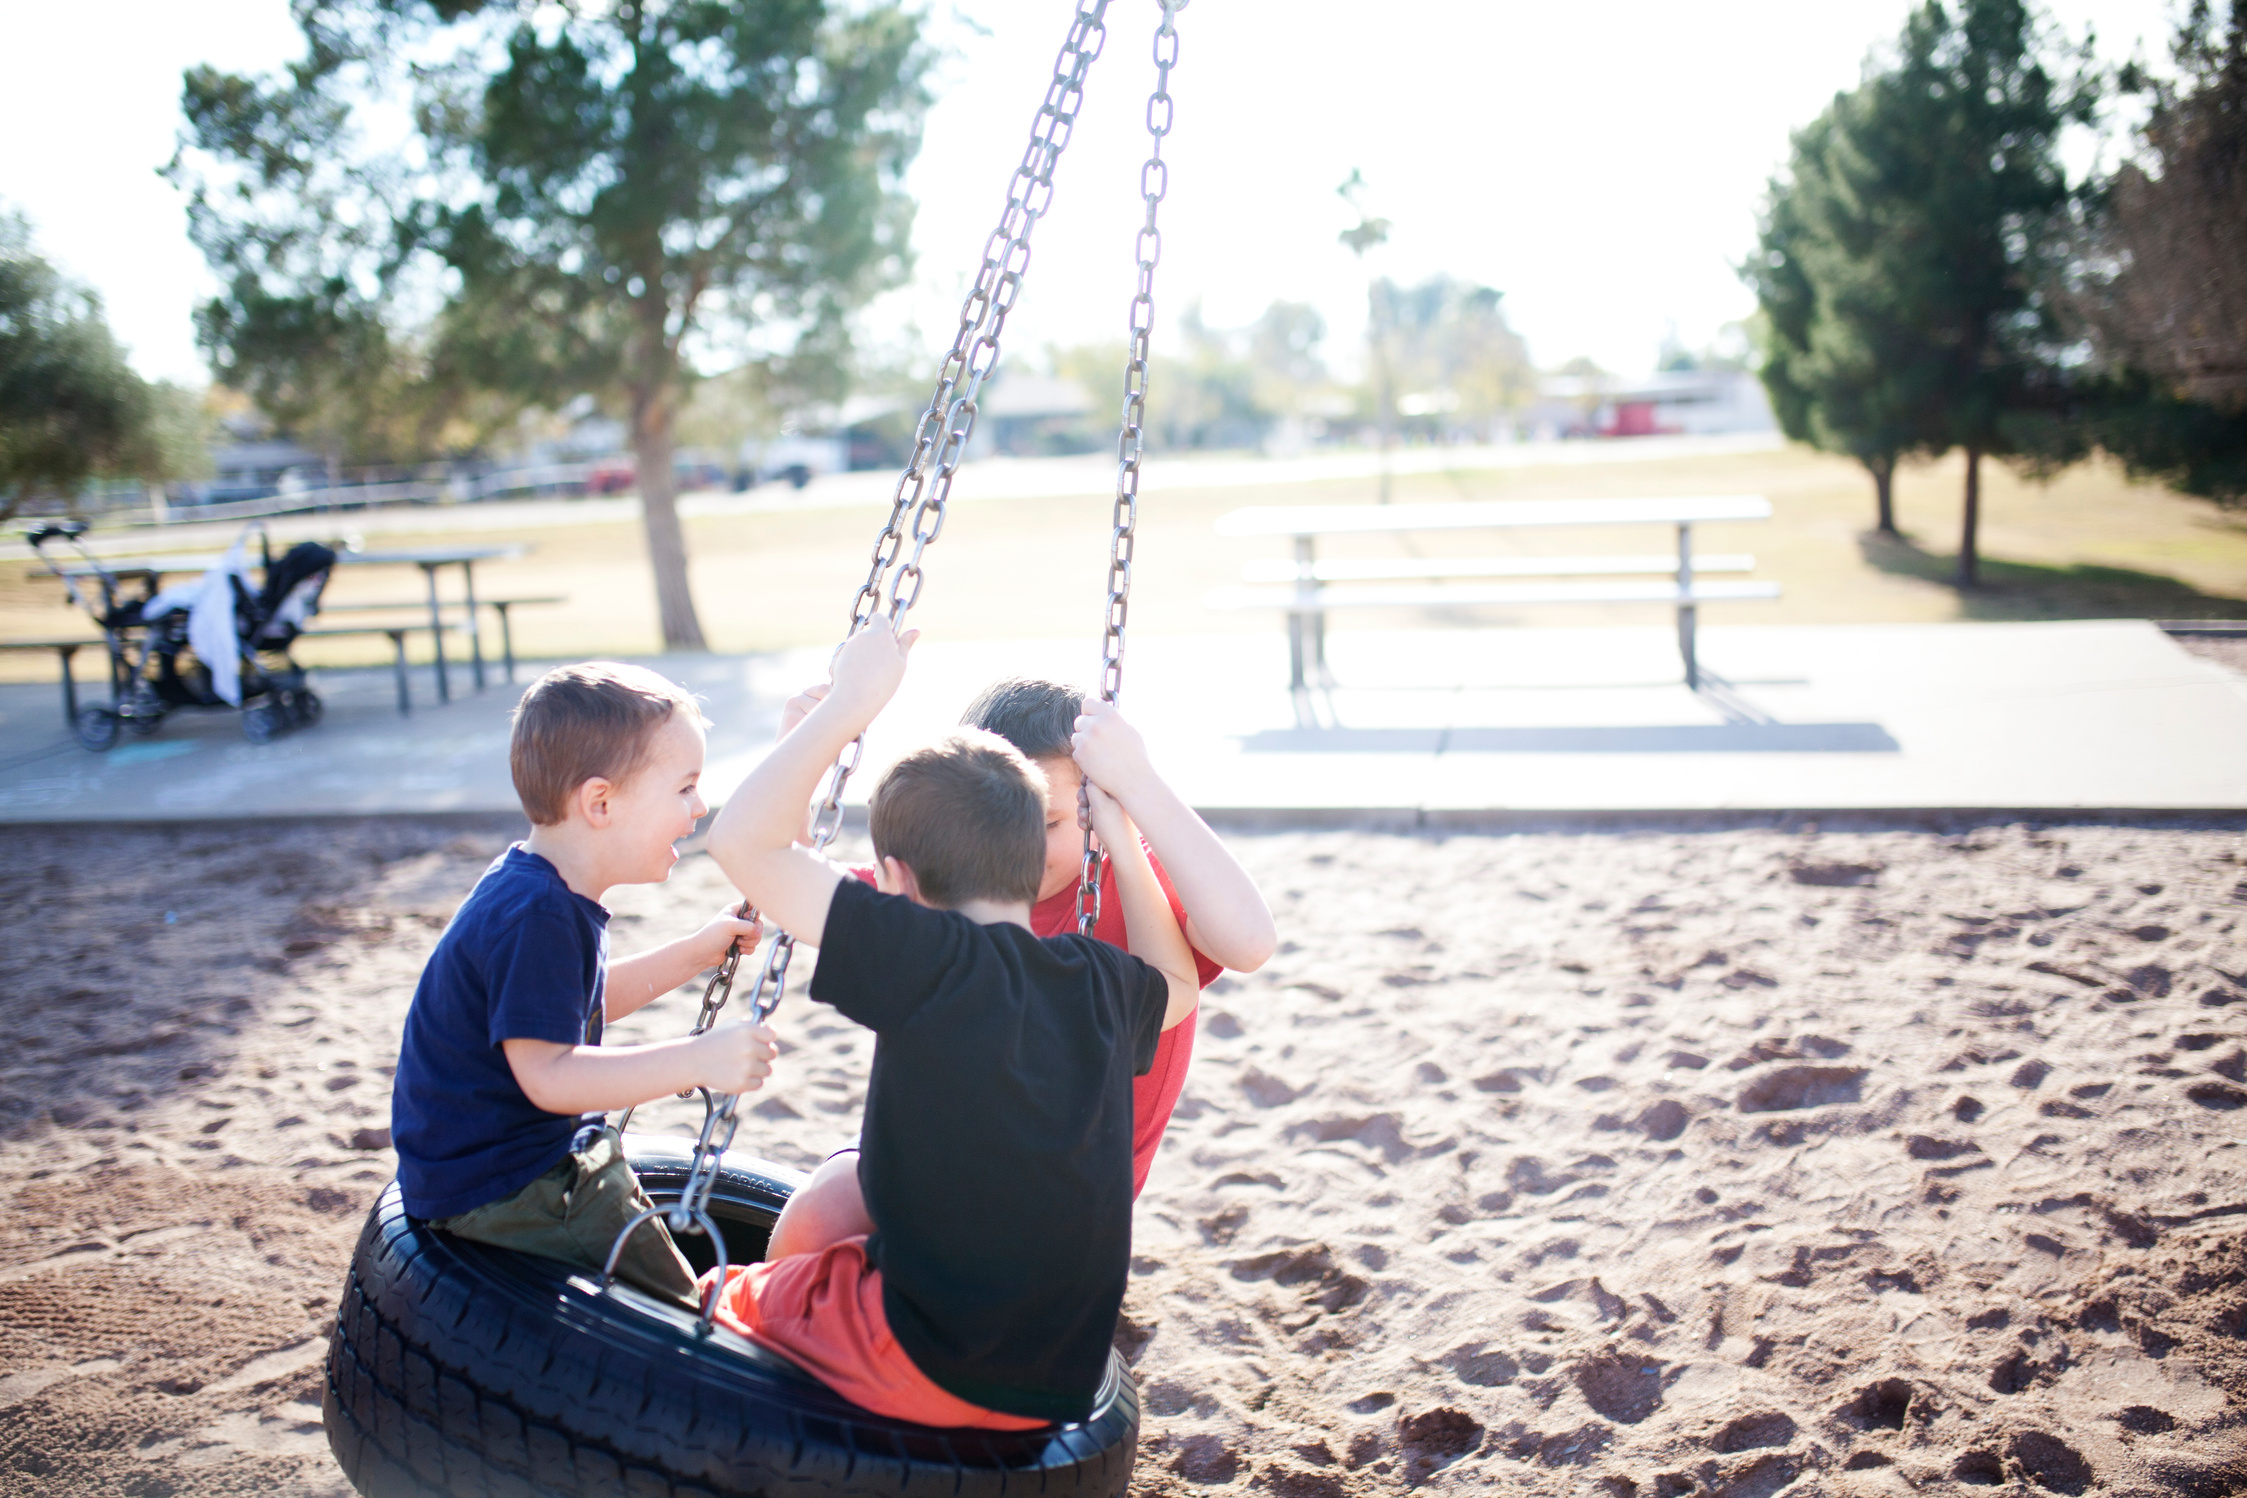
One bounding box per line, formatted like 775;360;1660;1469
1207;495;1779;700
63;544;527;704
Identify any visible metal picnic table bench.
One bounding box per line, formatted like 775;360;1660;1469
15;543;564;726
1205;495;1780;704
59;544;546;706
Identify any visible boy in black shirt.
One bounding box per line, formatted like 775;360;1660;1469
702;619;1199;1428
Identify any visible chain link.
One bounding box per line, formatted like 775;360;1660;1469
1079;0;1184;937
614;0;1120;1329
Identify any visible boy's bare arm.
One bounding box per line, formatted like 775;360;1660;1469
705;620;917;942
1072;702;1277;972
502;1021;777;1115
604;905;762;1020
1084;781;1201;1029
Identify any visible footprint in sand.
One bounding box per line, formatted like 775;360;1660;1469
1444;1343;1519;1387
1638;1098;1689;1141
1737;1065;1866;1113
1238;1067;1301;1107
1571;1350;1664;1423
1397;1407;1483;1480
1841;1378;1916;1430
2008;1431;2094;1495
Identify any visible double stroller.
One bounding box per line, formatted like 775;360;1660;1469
28;520;339;751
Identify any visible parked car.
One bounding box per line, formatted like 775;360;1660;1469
734;433;847;491
586;456;638;495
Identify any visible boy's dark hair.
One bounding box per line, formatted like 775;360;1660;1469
961;677;1084;761
870;730;1047;908
511;662;703;825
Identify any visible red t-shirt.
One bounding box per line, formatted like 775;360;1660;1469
849;851;1221;1196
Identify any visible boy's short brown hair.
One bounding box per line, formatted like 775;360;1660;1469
869;730;1047;908
511;662;703;825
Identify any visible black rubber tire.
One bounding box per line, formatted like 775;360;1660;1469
74;706;120;752
292;688;325;728
323;1133;1140;1498
243;700;284;744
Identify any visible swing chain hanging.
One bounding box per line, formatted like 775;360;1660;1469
611;900;756;1136
615;0;1121;1331
1079;0;1184;937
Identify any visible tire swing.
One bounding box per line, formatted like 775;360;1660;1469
321;6;1188;1495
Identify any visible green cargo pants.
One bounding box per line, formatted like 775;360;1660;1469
432;1125;699;1307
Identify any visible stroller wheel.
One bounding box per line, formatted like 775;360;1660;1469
289;688;323;728
75;707;121;752
242;701;285;745
123;710;164;737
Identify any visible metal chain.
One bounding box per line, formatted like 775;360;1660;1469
607;0;1119;1329
1079;0;1184;937
611;900;755;1136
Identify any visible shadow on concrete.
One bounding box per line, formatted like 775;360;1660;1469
1857;530;2247;620
1240;722;1901;754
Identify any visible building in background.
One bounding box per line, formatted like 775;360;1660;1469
1525;369;1777;440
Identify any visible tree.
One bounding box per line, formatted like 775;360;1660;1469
0;211;184;521
1246;300;1327;420
1747;0;2093;579
2060;0;2247;502
1379;276;1534;439
176;0;931;648
1747;112;1948;535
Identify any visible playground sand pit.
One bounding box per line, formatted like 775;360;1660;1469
1;816;2244;1496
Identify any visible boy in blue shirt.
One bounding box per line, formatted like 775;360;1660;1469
391;661;779;1303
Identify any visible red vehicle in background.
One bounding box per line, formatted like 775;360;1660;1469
586;457;637;495
583;454;730;496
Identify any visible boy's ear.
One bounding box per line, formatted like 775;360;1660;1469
876;855;926;906
573;776;616;828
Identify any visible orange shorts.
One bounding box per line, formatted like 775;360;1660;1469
705;1236;1046;1432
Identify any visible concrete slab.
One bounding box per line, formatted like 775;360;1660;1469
1;619;2242;822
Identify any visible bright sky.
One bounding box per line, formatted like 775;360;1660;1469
0;0;2177;390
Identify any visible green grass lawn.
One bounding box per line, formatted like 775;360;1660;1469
6;441;2244;682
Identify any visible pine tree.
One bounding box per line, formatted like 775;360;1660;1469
1748;0;2093;582
1748;110;1948;536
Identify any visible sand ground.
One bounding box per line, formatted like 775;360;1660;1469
1;816;2243;1497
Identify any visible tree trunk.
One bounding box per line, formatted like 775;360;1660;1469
1956;445;1981;588
632;384;708;651
1871;457;1897;535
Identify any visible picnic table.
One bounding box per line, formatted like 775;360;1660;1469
62;544;528;705
1205;495;1780;705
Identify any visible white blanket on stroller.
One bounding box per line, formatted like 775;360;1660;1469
141;538;250;706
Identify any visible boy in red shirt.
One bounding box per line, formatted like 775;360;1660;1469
702;621;1201;1428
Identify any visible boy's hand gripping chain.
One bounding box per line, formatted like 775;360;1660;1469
609;899;757;1138
605;0;1117;1330
1080;0;1185;937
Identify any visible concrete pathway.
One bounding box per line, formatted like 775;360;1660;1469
2;619;2242;823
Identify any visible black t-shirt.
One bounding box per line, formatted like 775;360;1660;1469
810;876;1168;1423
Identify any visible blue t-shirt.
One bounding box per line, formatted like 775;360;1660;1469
391;846;609;1219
